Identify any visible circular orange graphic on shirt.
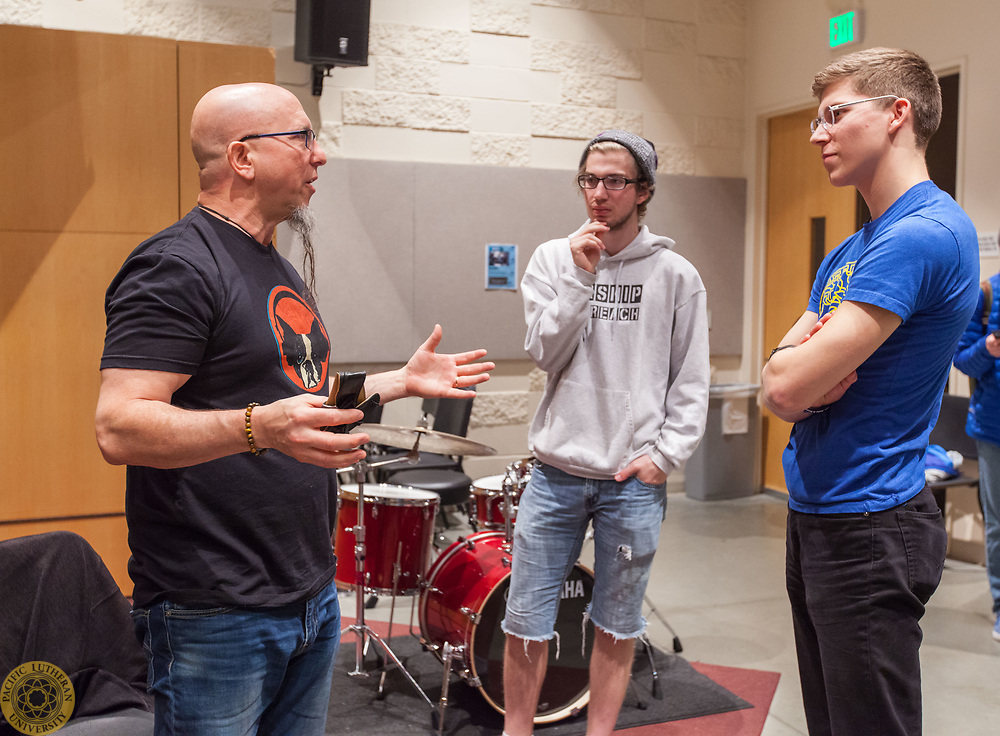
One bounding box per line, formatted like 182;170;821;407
268;286;330;392
1;661;75;733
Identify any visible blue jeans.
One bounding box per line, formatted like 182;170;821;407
976;439;1000;615
786;486;947;736
132;579;340;736
502;463;666;640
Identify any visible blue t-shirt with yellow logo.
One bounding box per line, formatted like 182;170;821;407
783;181;978;513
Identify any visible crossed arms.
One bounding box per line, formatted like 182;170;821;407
761;300;901;422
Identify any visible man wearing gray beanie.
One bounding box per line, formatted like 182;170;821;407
501;131;710;735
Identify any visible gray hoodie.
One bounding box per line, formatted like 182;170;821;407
522;224;710;480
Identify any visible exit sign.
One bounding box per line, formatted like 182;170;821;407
829;10;862;48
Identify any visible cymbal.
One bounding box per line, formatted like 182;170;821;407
352;424;497;457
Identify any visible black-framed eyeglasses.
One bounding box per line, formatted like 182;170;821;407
809;95;900;134
238;128;317;150
577;174;640;191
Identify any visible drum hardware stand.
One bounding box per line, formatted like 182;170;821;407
638;634;662;699
424;475;522;734
340;458;435;711
643;597;683;653
372;543;405;698
431;642;460;736
422;638;477;736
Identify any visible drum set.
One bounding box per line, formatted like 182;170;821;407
335;424;593;732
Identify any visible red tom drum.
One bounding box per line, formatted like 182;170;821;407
419;530;593;724
469;474;521;531
334;483;438;596
469;457;535;532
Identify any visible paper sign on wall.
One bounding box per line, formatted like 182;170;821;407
486;244;518;290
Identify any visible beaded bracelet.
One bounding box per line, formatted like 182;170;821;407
803;405;830;414
245;402;267;456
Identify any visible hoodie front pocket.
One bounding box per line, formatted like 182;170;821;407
539;378;634;473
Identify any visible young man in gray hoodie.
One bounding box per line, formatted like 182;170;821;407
501;130;710;736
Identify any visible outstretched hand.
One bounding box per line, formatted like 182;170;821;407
402;324;494;399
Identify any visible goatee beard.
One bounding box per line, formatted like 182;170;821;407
287;205;318;307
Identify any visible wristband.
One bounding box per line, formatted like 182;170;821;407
768;344;796;361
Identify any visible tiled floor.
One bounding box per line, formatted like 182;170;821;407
351;492;1000;735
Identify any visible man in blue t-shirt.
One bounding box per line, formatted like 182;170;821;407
761;49;978;736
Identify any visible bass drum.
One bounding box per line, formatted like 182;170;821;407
419;531;593;724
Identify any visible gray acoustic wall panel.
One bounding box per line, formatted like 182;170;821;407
412;164;584;362
644;174;747;358
283;159;746;364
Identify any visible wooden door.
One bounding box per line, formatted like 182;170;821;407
762;108;856;494
0;26;273;593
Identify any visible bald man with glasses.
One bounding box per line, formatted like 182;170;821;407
96;83;492;735
762;48;977;736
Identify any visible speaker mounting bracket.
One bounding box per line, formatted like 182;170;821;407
311;65;333;96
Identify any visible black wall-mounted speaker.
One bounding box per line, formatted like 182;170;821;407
294;0;371;68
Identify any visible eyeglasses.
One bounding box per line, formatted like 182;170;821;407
577;174;640;190
238;128;317;150
809;95;900;134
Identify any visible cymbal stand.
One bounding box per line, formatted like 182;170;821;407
340;458;434;710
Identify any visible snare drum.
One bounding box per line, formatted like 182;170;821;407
334;483;438;595
420;531;593;723
469;474;521;531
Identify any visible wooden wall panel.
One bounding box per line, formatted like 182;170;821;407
177;42;276;214
0;231;135;520
0;27;274;593
0;26;179;235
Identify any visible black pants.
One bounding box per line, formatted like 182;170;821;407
785;486;947;736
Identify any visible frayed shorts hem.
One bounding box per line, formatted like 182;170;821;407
500;620;557;642
586;608;647;642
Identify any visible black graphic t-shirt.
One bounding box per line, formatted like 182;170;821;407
101;208;337;608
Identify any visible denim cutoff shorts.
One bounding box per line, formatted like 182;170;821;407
501;462;666;641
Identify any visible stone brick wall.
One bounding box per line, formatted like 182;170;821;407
299;0;747;178
0;0;746;176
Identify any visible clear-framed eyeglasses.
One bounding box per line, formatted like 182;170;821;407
577;174;640;191
238;128;317;150
809;95;900;134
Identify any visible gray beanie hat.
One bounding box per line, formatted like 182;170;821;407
580;130;658;185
